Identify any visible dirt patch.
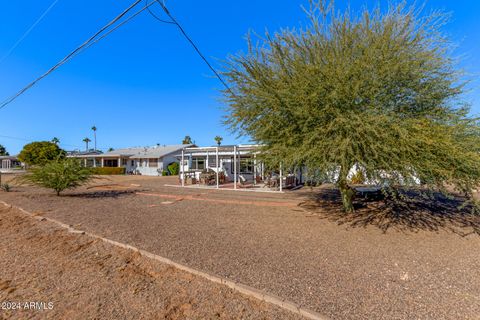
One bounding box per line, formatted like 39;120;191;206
0;204;300;320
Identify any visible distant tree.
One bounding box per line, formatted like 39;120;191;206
108;147;114;152
0;144;9;156
18;158;92;196
214;136;223;146
222;0;480;212
91;126;97;150
83;137;91;151
182;135;193;144
51;137;60;145
18;141;65;166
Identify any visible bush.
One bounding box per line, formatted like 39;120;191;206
161;170;169;176
90;167;126;175
18;159;92;196
167;162;180;175
1;184;11;192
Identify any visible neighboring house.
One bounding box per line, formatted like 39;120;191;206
68;144;194;176
0;156;23;172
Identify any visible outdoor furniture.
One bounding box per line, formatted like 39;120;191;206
238;175;247;187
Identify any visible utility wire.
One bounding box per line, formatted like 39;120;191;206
152;0;234;95
0;0;61;65
70;1;158;60
0;0;144;111
145;0;175;24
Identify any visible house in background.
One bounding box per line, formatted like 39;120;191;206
68;144;194;175
0;156;23;172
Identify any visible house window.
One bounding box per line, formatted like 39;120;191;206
104;159;118;167
190;157;205;170
121;158;128;166
231;157;254;174
131;160;134;166
149;158;158;167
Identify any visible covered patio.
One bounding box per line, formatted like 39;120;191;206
177;145;297;192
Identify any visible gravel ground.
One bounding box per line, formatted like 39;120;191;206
1;175;480;319
0;203;300;320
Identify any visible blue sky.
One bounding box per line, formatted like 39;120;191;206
1;0;479;154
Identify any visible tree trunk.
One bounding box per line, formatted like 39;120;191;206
338;165;355;213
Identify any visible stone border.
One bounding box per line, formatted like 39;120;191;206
0;201;329;320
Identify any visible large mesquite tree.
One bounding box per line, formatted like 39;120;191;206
222;1;480;212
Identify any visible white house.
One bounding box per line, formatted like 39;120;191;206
0;156;23;173
69;144;194;176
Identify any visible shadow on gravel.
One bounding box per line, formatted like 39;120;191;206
65;190;136;199
299;188;480;236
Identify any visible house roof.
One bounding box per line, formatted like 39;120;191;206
129;144;194;159
0;156;19;160
68;144;195;159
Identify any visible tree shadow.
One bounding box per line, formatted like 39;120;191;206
299;187;480;236
64;190;136;199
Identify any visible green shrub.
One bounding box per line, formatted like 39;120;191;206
162;170;169;176
1;183;11;192
90;167;126;175
167;162;180;175
18;159;92;196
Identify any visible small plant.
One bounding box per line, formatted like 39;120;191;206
1;183;11;192
350;170;366;185
162;170;169;176
18;158;93;196
167;162;180;175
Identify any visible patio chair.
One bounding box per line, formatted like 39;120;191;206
238;175;247;187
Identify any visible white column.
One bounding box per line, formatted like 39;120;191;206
253;153;257;186
233;146;237;190
118;157;121;167
216;147;219;189
84;158;87;167
181;149;185;187
101;158;104;167
206;151;209;169
93;158;97;167
279;162;283;192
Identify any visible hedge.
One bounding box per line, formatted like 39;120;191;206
90;167;126;175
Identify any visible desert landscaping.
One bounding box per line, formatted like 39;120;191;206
1;174;479;319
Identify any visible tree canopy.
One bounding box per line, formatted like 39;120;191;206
18;141;65;166
182;135;193;144
222;1;480;212
0;144;9;156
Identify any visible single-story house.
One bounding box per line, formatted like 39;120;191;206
0;156;23;172
68;144;194;175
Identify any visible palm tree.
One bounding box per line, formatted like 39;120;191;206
51;137;60;145
182;135;193;144
83;137;91;151
91;126;97;151
214;136;223;146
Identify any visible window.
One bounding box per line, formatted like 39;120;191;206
131;160;134;167
122;158;128;166
190;157;205;170
149;158;158;167
104;159;118;167
231;157;254;174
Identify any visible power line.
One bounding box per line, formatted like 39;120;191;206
70;1;159;60
0;0;144;111
151;0;234;95
0;0;61;65
145;0;175;25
